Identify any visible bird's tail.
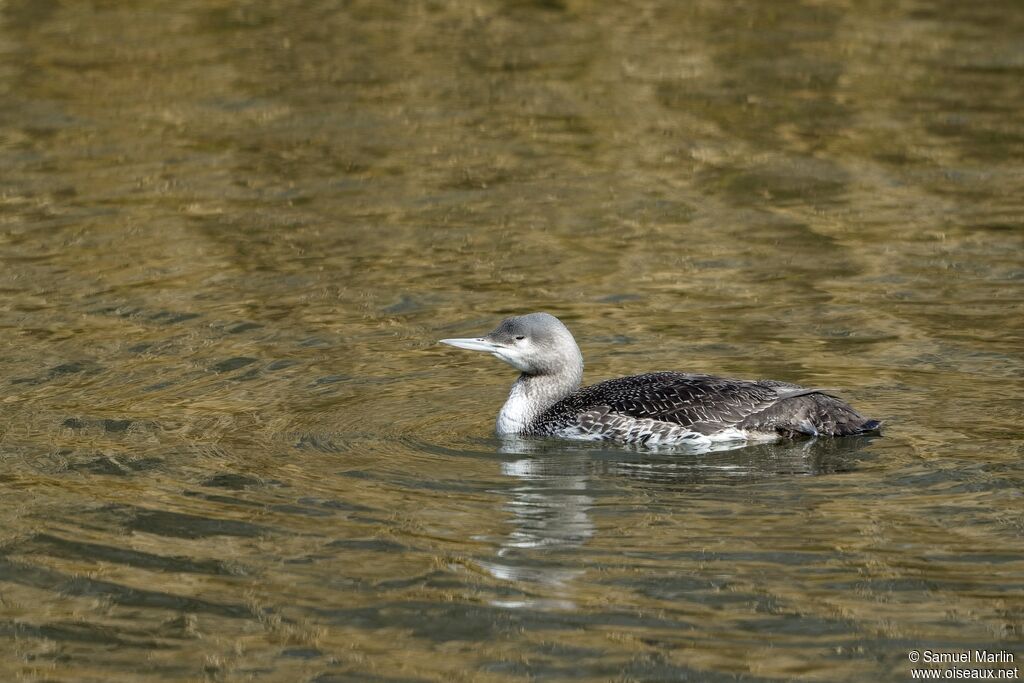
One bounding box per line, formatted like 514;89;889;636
853;418;883;435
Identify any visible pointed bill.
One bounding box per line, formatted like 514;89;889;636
439;337;501;353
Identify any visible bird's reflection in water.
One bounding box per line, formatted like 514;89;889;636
498;457;595;553
601;434;878;486
478;435;877;609
476;440;596;609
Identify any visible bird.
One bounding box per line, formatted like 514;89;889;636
439;312;880;448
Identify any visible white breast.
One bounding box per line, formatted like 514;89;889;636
496;383;535;435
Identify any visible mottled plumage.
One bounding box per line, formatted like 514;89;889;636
533;372;879;445
440;313;881;448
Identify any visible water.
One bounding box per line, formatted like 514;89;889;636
1;1;1022;681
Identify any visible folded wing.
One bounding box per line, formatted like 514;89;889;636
540;372;879;438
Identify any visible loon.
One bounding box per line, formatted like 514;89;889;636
440;312;880;447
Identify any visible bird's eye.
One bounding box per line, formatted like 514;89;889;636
515;335;525;341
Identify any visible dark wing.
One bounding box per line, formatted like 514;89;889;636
540;372;786;434
540;372;878;437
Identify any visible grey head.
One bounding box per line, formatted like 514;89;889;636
440;312;584;379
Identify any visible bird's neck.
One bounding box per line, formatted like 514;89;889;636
496;367;582;436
